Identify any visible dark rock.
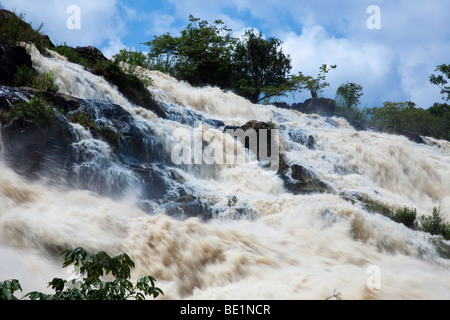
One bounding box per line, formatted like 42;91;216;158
272;101;291;109
279;164;330;195
130;165;169;200
291;164;313;181
1;113;74;181
163;195;210;220
292;98;337;116
40;35;55;48
307;135;316;149
0;86;82;114
0;45;33;86
287;127;316;150
74;46;108;64
239;120;279;169
394;129;425;144
240;120;273;132
0;10;54;49
0;88;78;182
223;125;241;133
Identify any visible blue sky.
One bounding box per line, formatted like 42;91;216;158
1;0;449;108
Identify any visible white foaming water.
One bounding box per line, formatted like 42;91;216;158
0;47;449;299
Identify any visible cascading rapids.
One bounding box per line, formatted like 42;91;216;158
0;45;449;299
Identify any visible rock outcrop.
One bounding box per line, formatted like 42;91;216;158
279;164;330;195
0;45;33;86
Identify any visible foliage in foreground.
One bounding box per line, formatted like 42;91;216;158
0;247;163;300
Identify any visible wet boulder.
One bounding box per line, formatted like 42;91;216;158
74;46;108;64
280;164;330;195
292;98;337;116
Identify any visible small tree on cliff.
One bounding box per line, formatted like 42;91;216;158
232;29;297;103
336;82;363;109
295;64;337;100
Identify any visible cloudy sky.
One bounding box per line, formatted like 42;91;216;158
1;0;449;108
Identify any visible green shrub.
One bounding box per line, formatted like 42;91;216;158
13;65;37;87
361;196;394;218
392;206;417;229
92;60;160;113
33;70;60;93
5;94;57;127
0;11;49;51
68;110;96;129
418;207;450;240
12;65;60;93
50;45;93;69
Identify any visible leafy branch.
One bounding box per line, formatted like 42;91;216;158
1;247;163;300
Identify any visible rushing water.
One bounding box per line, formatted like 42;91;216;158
0;45;449;299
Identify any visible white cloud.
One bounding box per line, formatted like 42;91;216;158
145;12;178;37
101;37;126;59
281;26;403;106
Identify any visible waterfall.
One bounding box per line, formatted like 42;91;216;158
0;46;449;299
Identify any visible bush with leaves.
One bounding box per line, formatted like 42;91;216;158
0;247;163;300
0;94;57;127
13;65;60;93
418;207;450;240
0;279;22;300
392;206;417;229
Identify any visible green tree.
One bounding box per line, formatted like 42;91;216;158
365;101;444;139
429;64;450;101
144;15;236;89
295;64;337;100
144;15;301;103
336;82;363;109
232;29;295;103
365;101;416;132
